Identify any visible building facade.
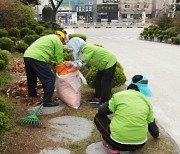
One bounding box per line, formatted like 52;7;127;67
118;0;153;22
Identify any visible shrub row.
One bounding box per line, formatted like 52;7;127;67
140;25;180;45
0;97;10;138
0;49;9;71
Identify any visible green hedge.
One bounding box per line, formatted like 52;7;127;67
0;97;10;138
0;37;14;51
0;49;9;71
68;34;87;41
84;62;126;88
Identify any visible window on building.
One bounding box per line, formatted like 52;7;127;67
135;4;140;8
86;6;89;12
122;14;127;18
79;6;82;12
144;4;149;8
89;6;92;11
125;5;130;9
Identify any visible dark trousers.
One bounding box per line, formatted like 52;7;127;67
94;113;146;151
24;57;55;103
94;63;116;103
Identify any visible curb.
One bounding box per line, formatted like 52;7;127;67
64;26;147;29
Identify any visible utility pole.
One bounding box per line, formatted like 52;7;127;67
172;0;176;18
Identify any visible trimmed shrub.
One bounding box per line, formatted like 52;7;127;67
0;60;6;71
41;29;53;36
0;97;7;112
20;27;30;38
28;30;36;35
172;37;180;45
0;29;8;38
35;25;45;35
157;35;163;42
16;42;29;53
0;49;9;70
8;28;20;38
23;35;35;45
9;36;17;42
0;49;9;65
0;112;10;138
68;34;87;41
0;37;14;51
85;64;126;88
32;34;40;41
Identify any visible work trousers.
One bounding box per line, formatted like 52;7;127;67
94;113;146;151
24;57;55;103
94;63;116;103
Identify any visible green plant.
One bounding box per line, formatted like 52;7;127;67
157;35;164;42
0;29;8;38
0;49;9;70
8;28;20;38
0;60;5;71
23;35;35;45
16;42;29;53
32;34;40;41
20;27;30;38
85;65;126;88
0;97;7;112
41;29;53;36
35;25;45;35
68;34;87;41
0;112;10;137
63;48;73;61
171;37;180;44
0;37;14;51
28;30;36;35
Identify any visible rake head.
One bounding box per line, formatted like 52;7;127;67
17;114;42;127
17;103;43;127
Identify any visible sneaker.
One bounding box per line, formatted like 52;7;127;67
102;140;120;154
92;102;103;108
43;101;59;107
87;97;101;104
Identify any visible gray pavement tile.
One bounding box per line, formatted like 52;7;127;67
47;116;94;142
38;147;70;154
86;141;140;154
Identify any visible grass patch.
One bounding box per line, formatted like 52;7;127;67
0;70;12;88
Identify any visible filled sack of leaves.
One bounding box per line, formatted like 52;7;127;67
55;63;81;109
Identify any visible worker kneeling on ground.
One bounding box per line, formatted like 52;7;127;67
94;74;160;153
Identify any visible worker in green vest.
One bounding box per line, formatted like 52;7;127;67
67;37;117;108
94;74;160;153
24;30;67;107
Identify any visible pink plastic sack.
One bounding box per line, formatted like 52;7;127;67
55;71;81;109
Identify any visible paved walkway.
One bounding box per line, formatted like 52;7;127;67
30;105;140;154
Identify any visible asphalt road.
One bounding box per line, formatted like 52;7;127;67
66;28;180;151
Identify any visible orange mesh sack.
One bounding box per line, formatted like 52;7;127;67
55;63;81;109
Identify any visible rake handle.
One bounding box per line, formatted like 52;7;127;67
32;103;43;115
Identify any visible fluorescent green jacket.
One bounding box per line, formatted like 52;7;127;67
82;43;117;70
24;34;63;65
109;89;154;144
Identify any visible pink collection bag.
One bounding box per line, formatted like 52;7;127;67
55;63;81;109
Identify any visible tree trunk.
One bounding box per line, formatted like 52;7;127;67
49;0;63;22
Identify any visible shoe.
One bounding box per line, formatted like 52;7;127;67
102;140;120;154
92;102;103;108
43;101;59;107
87;97;101;104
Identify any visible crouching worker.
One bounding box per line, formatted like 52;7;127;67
24;31;67;107
67;37;117;108
94;74;160;153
